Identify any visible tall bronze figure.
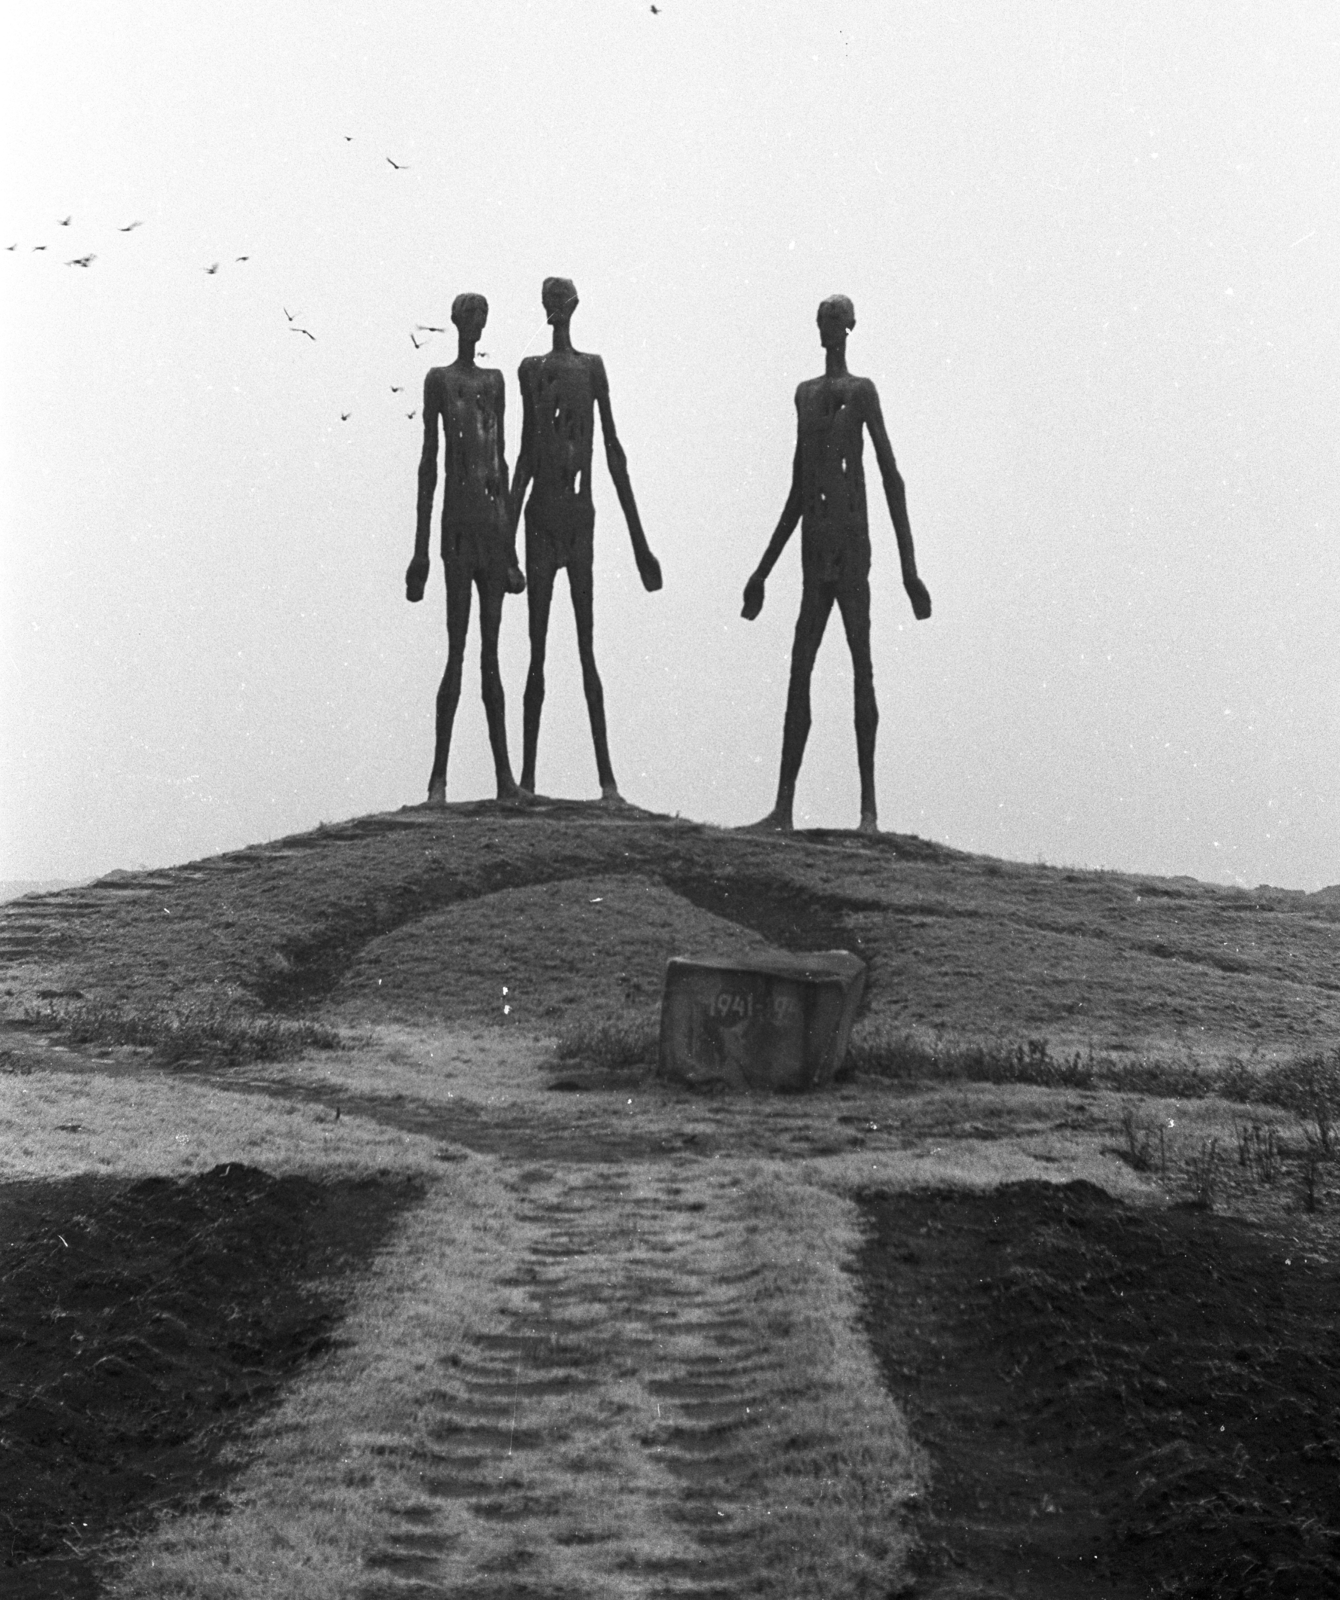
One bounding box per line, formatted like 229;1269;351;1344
509;278;662;802
743;295;931;833
405;292;525;804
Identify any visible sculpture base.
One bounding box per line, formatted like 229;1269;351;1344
657;951;866;1093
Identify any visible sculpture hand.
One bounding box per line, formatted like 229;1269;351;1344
905;575;931;621
506;562;527;595
638;551;663;593
405;555;430;603
741;573;765;621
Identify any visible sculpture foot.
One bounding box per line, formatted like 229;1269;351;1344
425;782;446;807
743;808;793;834
597;784;628;808
857;812;880;836
515;785;536;803
496;776;522;801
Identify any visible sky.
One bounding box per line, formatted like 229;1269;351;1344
2;0;1337;891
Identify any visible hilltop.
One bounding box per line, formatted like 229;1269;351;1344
3;798;1337;1068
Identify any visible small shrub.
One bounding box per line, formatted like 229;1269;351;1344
1120;1103;1157;1172
1236;1120;1282;1186
1299;1135;1327;1214
1184;1138;1221;1211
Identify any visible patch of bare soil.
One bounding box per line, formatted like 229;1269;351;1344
856;1181;1340;1599
0;1164;422;1599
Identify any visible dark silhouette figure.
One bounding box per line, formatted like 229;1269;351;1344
509;277;662;802
742;295;930;834
405;293;526;804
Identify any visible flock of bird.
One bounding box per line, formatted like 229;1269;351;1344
5;142;467;428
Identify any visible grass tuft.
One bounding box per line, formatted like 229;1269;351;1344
553;1015;659;1071
847;1026;1340;1116
23;998;342;1068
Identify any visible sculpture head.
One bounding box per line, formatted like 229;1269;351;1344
451;292;489;342
817;294;856;349
542;277;579;325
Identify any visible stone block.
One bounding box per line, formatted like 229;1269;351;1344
657;951;866;1092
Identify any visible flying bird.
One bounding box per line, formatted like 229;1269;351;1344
343;135;353;142
407;410;416;419
390;385;403;393
32;244;47;251
66;254;95;267
283;307;295;321
291;326;316;340
204;262;219;274
340;411;351;421
650;4;661;12
235;255;250;262
415;324;445;332
6;243;16;251
118;221;143;232
58;215;72;226
386;156;408;169
410;332;423;348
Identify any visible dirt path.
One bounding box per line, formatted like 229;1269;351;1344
357;1157;913;1599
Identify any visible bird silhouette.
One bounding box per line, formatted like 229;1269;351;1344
340;412;351;421
204;262;219;274
235;255;250;262
650;4;661;12
66;254;95;267
343;135;353;142
33;245;47;252
58;215;72;226
283;307;295;321
415;324;445;332
6;243;16;251
391;385;403;393
478;350;490;359
407;410;417;419
386;156;408;170
410;332;423;348
118;221;143;232
291;327;316;340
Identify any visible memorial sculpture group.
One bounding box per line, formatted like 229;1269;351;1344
406;279;931;835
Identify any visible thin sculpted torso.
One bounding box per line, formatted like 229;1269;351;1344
796;373;875;583
427;363;509;550
517;349;606;548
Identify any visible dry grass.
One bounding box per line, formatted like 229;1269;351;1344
0;1066;436;1181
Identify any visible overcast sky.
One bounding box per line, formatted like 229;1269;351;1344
3;1;1337;890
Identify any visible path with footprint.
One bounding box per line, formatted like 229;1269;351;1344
359;1157;914;1600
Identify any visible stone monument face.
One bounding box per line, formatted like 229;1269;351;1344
742;296;931;834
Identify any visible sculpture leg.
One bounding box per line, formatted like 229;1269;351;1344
747;583;834;831
477;576;519;799
567;559;620;801
427;565;471;804
520;556;556;796
838;577;879;832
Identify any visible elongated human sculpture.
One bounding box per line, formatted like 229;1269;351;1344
742;295;931;833
508;277;662;802
405;292;525;803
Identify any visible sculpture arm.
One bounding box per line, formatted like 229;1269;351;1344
507;361;537;535
742;422;802;621
493;373;525;594
593;357;661;592
406;372;440;602
864;381;931;621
